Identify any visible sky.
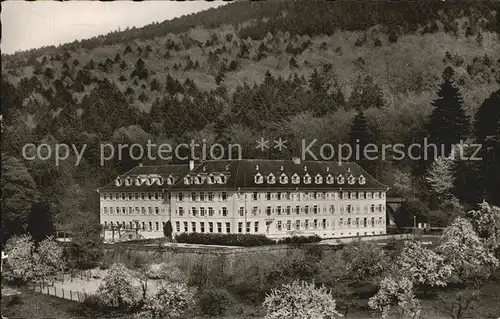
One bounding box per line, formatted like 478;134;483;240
1;1;227;54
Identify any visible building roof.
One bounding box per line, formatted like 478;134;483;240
97;159;388;192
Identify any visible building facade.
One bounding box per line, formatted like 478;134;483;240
98;159;388;241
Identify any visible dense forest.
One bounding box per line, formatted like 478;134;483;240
2;1;500;252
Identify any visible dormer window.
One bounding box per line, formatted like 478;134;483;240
194;176;201;184
359;175;366;185
267;173;276;184
326;174;334;184
280;173;288;184
207;174;215;184
220;174;228;184
315;174;323;184
255;173;264;184
292;173;300;184
337;174;345;184
184;176;192;185
225;164;230;171
135;178;141;186
167;176;175;185
115;178;122;186
125;177;131;186
303;174;311;184
348;175;355;185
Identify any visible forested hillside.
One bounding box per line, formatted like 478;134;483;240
2;1;500;247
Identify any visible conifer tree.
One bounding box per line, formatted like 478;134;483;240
348;111;377;175
426;73;469;156
474;89;500;141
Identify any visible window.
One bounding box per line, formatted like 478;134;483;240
184;176;191;185
208;207;214;216
178;207;184;216
221;192;227;201
252;192;258;200
148;193;152;200
200;207;206;216
337;175;345;184
304;205;309;214
277;206;282;215
374;192;380;199
322;219;327;229
155;192;159;200
363;218;367;227
155;207;159;214
200;222;205;233
367;192;372;199
350;192;357;199
254;173;263;184
208;192;214;201
313;205;318;214
252;207;258;216
359;175;366;184
295;206;300;214
339;218;343;227
295;220;300;230
315;174;323;184
348;175;355;185
326;174;334;184
286;206;291;215
254;222;259;233
183;222;188;232
121;193;126;200
266;192;271;200
277;221;282;231
238;207;244;216
177;193;183;201
304;220;309;230
155;222;159;231
359;192;365;199
266;206;272;216
277;192;282;200
128;193;133;200
191;192;197;201
355;218;360;226
286;220;291;230
217;222;222;233
267;174;276;184
135;207;140;214
371;204;375;213
292;174;300;184
238;222;243;233
209;222;214;233
280;174;288;184
175;221;180;232
330;205;335;214
200;192;205;201
103;207;108;214
303;174;311;184
226;222;231;233
141;207;146;215
246;222;251;233
148;207;153;214
149;222;152;231
192;207;197;216
222;207;228;217
347;218;351;226
347;205;352;213
313;219;318;229
286;192;291;200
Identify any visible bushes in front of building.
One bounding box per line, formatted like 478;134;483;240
175;233;324;246
175;233;276;246
277;235;322;244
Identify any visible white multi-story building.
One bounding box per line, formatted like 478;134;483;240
98;159;388;241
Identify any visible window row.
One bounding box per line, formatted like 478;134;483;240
176;204;385;217
102;206;161;215
102;192;166;201
176;191;227;202
276;217;385;231
247;191;384;201
254;172;366;185
174;220;258;234
104;221;165;232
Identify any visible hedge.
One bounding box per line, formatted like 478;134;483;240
174;233;322;246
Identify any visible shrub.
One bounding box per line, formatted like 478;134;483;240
174;233;275;246
277;235;322;244
96;263;140;310
198;288;231;317
263;280;342;319
145;262;186;283
139;282;194;318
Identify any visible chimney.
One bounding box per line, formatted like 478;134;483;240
189;160;195;171
292;157;301;164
